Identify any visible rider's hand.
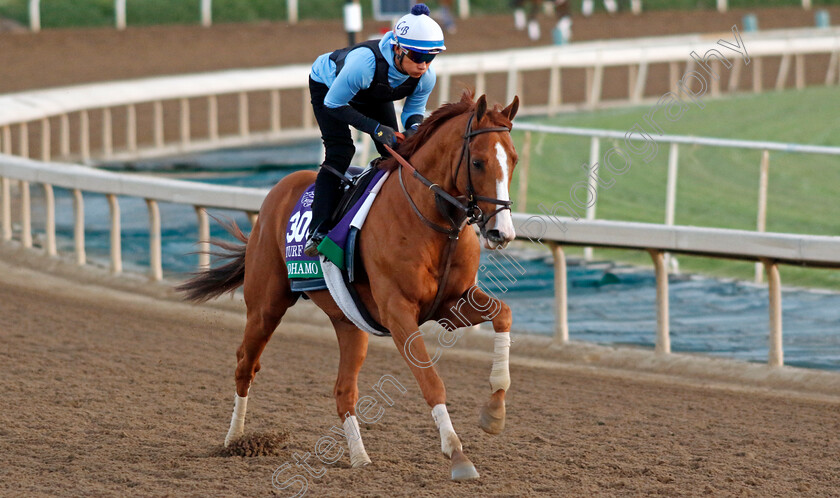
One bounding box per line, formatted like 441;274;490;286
373;124;399;146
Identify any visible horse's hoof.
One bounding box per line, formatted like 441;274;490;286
350;454;372;468
224;430;243;448
450;449;480;481
479;398;506;435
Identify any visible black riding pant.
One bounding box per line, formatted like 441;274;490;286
309;77;398;232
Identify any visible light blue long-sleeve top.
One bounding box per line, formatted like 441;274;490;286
310;31;435;129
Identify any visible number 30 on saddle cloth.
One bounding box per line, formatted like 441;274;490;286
284;167;389;295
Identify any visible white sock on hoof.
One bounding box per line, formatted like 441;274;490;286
343;415;371;467
225;393;248;447
432;404;462;457
489;332;511;392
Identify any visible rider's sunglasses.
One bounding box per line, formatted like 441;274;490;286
403;49;437;64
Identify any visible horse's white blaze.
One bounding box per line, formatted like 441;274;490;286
432;404;462;457
225;392;248;447
493;142;516;243
343;415;372;467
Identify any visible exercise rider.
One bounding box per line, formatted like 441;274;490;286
304;3;446;257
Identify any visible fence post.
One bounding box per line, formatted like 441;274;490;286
19;181;31;248
102;108;113;159
29;0;40;32
664;143;679;272
1;177;10;241
201;0;212;27
115;0;126;30
146;199;163;281
762;259;784;367
583;136;599;261
40;118;51;161
458;0;469;19
550;243;569;345
516;131;531;212
648;249;670;354
80;110;91;163
108;194;122;274
43;185;56;256
73;189;86;266
196;207;210;270
754;149;770;283
288;0;298;24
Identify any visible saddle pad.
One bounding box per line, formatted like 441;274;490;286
318;168;388;268
284;184;324;280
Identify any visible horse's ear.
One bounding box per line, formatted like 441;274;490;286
475;94;487;122
502;96;520;121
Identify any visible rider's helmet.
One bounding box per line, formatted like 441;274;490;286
392;4;446;55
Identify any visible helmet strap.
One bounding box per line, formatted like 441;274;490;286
394;43;409;75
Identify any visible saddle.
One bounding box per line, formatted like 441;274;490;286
285;163;391;336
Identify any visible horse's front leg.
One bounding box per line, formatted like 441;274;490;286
438;287;512;435
383;299;480;482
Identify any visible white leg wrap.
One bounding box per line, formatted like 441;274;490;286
432;404;462;457
489;332;511;392
224;393;248;447
343;416;371;468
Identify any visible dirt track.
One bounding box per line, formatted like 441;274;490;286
3;7;840;497
2;248;840;497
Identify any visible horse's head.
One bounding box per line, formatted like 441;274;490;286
455;93;520;250
390;91;520;249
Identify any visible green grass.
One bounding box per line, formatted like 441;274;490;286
2;0;839;29
509;86;840;289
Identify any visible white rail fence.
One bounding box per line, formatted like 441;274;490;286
512;123;840;281
1;28;839;165
2;152;840;368
22;0;825;32
2;29;840;367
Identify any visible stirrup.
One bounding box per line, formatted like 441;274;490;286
303;231;326;257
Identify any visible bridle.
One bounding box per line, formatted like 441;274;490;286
382;111;513;322
385;112;513;241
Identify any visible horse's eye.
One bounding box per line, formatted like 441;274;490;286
471;159;484;170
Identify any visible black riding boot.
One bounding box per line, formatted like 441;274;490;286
304;167;343;257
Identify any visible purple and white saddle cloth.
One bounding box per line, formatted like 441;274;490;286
285;167;391;335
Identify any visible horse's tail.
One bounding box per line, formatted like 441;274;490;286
176;217;249;303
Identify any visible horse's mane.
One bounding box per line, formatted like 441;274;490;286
377;90;476;172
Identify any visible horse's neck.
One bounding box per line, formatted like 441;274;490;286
380;117;468;244
408;117;466;193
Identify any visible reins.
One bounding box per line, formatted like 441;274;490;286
382;111;512;323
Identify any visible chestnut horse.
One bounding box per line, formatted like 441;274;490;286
178;91;520;481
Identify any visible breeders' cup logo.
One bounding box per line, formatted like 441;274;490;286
301;191;315;208
396;21;409;35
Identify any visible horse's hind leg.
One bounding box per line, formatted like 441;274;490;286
331;317;372;467
225;270;296;447
436;287;512;435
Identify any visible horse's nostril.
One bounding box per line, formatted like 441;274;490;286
487;230;504;243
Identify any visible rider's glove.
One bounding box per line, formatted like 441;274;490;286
373;124;399;146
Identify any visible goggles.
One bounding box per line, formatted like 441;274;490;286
403;48;437;64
